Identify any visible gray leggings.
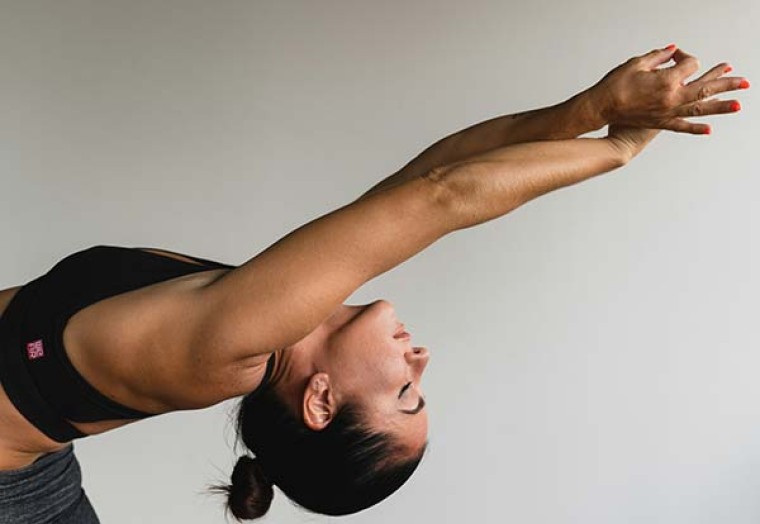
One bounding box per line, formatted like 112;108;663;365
0;443;100;523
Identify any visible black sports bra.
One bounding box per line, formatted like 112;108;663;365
0;244;276;443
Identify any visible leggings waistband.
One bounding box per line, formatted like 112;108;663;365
0;444;98;523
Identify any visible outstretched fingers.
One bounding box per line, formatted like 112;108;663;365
690;62;733;84
680;75;750;104
663;54;750;134
673;98;742;118
665;96;742;135
663;118;712;135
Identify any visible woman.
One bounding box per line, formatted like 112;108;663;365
0;45;749;522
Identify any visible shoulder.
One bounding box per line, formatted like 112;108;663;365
64;265;251;410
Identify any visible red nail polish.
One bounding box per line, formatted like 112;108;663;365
724;65;733;74
703;126;712;135
739;79;751;89
730;101;742;112
665;43;677;51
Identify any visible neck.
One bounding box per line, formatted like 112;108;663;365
267;344;309;417
265;317;338;417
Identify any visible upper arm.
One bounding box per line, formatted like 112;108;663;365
192;173;454;365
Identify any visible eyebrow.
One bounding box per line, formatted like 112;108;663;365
399;395;426;415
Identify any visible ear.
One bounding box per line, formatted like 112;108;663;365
302;372;337;431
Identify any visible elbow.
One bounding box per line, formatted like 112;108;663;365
421;166;468;231
422;164;520;232
422;166;456;204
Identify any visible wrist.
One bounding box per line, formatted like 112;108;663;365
604;137;632;166
577;86;613;129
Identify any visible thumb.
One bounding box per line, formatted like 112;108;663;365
639;44;678;70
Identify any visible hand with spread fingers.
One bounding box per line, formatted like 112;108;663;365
591;45;750;135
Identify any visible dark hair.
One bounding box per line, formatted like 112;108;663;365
208;381;428;520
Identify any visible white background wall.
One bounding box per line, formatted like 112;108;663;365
1;1;757;523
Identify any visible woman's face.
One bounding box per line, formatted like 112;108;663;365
322;299;430;455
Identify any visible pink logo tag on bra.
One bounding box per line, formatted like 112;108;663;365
26;339;45;360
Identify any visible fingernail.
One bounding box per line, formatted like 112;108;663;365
739;79;751;89
724;64;733;74
703;125;712;135
665;43;677;51
730;101;742;112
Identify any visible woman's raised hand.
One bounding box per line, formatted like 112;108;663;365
591;45;750;135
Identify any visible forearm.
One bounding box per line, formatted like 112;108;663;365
422;88;607;166
436;136;625;231
359;88;607;200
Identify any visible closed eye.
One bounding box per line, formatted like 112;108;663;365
398;381;412;399
400;395;425;415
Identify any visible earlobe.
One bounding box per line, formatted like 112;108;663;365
302;372;336;431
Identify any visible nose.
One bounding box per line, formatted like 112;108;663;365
406;346;430;376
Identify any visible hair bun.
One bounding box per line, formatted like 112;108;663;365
227;456;275;520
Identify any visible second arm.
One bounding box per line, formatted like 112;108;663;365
358;87;607;199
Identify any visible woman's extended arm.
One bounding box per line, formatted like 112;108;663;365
359;45;747;200
177;46;747;376
185;134;630;370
